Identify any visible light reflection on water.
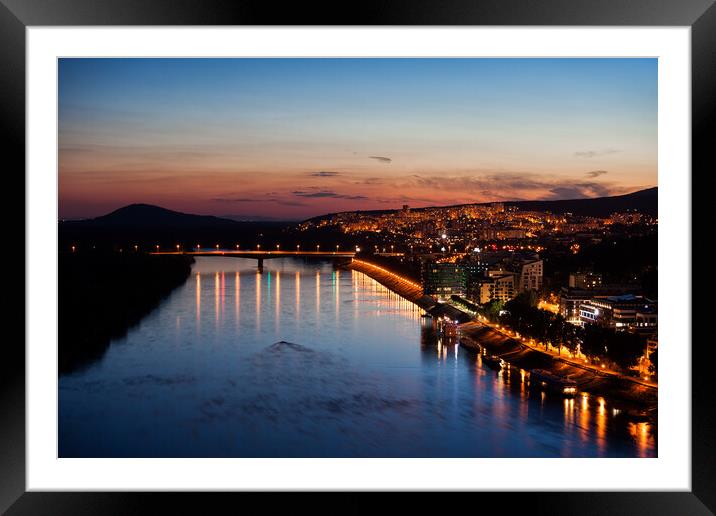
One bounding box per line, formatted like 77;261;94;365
59;257;656;458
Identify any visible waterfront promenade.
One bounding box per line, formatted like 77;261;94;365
459;322;657;407
348;259;436;311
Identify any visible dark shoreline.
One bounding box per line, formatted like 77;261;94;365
59;252;195;374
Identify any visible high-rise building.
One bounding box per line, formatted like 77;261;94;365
470;273;516;304
422;262;466;299
518;259;543;292
569;272;603;289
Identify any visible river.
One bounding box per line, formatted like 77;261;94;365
59;257;656;457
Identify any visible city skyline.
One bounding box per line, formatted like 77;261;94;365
59;58;657;220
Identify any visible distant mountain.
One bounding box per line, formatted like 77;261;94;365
504;187;657;218
62;204;241;230
304;187;657;222
59;204;293;251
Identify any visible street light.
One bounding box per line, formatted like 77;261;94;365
276;244;280;250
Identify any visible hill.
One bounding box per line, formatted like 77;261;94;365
304;187;657;222
63;203;241;229
504;187;657;218
59;204;292;251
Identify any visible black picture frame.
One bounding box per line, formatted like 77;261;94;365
2;1;711;514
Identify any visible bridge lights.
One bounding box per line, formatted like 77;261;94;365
236;244;240;249
276;244;280;250
316;245;320;251
215;244;220;249
297;244;300;251
257;244;261;250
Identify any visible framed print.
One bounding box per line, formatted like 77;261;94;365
3;0;713;514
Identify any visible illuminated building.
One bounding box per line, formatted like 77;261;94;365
470;273;516;304
579;295;657;331
517;259;543;292
422;262;466;299
559;288;593;324
569;272;603;289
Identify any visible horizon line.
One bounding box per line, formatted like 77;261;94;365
59;185;657;223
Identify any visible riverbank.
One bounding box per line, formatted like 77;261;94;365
459;322;658;409
59;252;195;374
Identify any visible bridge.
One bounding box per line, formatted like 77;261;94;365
152;250;356;271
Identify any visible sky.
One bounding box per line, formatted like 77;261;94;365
58;58;657;221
